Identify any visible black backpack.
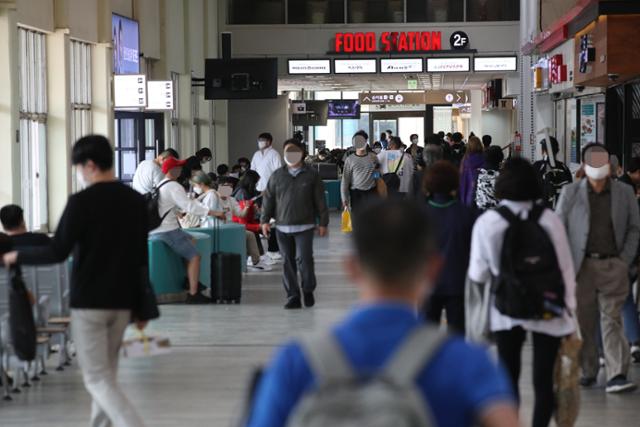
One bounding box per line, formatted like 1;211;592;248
144;180;172;232
539;162;572;208
382;155;404;193
494;205;566;320
8;266;37;361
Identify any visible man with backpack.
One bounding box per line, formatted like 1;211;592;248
247;199;518;427
556;143;640;393
532;137;572;208
150;157;226;304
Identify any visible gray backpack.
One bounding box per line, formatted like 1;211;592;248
287;326;447;427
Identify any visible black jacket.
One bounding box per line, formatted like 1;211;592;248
261;165;329;227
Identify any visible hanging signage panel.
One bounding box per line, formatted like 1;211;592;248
146;80;174;110
426;57;470;72
334;31;442;53
114;74;146;108
334;59;377;74
380;58;423;73
474;56;518;72
359;90;469;105
288;59;331;74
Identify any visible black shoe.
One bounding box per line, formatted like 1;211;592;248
606;375;637;393
303;292;315;308
284;297;302;310
580;377;597;388
186;292;211;305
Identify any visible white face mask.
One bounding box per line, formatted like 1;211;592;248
229;172;240;179
284;151;303;167
258;140;268;150
584;163;610;180
76;168;88;190
193;186;203;195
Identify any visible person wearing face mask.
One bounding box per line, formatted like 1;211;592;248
3;135;151;427
556;143;640;393
151;157;226;304
261;139;329;309
341;133;379;214
177;148;212;191
251;132;284;194
371;141;383;155
217;163;240;189
237;157;251;176
405;133;423;165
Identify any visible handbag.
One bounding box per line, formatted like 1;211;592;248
464;276;493;344
554;322;582;427
341;207;352;233
133;267;160;322
8;266;37;361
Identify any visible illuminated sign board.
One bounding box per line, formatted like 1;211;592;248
146;80;174;110
380;58;423;73
114;74;146;108
359;90;470;105
334;59;377;74
288;59;331;74
334;31;442;53
474;56;518;72
426;57;470;72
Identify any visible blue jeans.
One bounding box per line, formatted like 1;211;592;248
623;280;640;344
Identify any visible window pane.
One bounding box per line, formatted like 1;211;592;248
348;0;404;23
145;149;156;160
122;151;137;181
342;120;359;147
407;0;463;22
467;0;520;21
288;0;345;24
118;119;136;148
229;0;284;24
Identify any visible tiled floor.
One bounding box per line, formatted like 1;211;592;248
1;213;638;426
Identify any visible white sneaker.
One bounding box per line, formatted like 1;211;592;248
247;261;273;272
267;251;282;262
631;345;640;363
260;255;276;265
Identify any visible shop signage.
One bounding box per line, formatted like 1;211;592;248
146;81;173;110
580;102;596;144
474;56;518;72
334;31;442;53
533;57;550;91
450;31;470;50
380;58;423;73
113;74;146;108
426;57;470;72
112;14;140;74
334;59;377;74
578;34;595;74
288;59;331;74
359;90;469;105
549;54;568;84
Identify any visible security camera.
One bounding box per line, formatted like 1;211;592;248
576;85;585;92
608;73;620;81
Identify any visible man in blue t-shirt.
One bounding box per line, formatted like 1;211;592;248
247;199;519;427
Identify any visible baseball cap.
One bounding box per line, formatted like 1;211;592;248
162;157;187;174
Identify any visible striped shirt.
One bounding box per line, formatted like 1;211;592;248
341;152;378;204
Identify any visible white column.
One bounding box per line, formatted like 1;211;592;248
46;29;72;229
519;0;540;161
92;43;114;142
0;4;20;207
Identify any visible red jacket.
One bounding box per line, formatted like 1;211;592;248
232;199;261;233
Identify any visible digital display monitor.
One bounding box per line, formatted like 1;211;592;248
291;101;328;126
112;14;140;74
205;58;278;100
327;100;361;119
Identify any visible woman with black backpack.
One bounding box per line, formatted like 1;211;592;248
467;158;577;427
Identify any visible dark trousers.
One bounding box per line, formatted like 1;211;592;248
494;327;561;427
423;294;465;335
253;232;265;256
276;229;317;300
349;187;377;214
268;231;279;252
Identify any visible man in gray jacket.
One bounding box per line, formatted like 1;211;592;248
261;139;329;309
556;143;640;393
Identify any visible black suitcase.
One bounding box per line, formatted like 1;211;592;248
211;252;242;304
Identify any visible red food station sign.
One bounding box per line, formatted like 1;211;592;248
334;31;443;53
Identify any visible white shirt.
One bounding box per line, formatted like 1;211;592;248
198;190;224;228
377;150;414;194
251;147;283;192
468;200;577;337
132;160;164;194
150;179;209;234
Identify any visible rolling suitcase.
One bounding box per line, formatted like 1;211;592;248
211;220;242;304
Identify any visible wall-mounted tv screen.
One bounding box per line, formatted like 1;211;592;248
292;101;328;126
205;58;278;100
328;100;361;119
112;14;140;74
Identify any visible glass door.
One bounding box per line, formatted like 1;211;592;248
373;119;397;143
114;112;165;185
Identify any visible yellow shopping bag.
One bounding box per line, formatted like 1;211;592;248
341;207;352;233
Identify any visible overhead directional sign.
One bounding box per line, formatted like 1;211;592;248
334;59;377;74
360;90;470;105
